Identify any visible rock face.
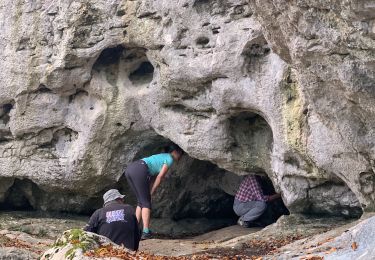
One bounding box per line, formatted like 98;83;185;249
0;0;373;218
270;214;375;260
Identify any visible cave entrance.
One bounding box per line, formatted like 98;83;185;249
110;135;241;237
227;111;289;226
0;179;35;211
107;133;288;237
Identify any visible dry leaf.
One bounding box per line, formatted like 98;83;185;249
351;242;358;250
325;247;337;254
300;255;324;260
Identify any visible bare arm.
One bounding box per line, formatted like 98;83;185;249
150;164;169;195
267;193;281;202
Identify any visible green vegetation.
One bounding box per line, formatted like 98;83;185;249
52;229;98;260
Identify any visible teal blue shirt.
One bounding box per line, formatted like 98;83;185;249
142;153;174;176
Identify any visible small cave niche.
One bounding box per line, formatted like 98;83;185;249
92;45;125;86
359;170;375;195
92;45;154;87
242;37;271;75
0;178;98;215
94;45;125;68
196;36;210;46
0;103;14;125
0;179;35;211
0;102;14;143
243;43;271;58
128;61;154;86
308;180;363;218
228;111;273;172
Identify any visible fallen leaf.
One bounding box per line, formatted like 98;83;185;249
300;255;324;260
352;242;358;250
325;247;337;254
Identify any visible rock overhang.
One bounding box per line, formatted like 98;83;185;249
0;0;372;218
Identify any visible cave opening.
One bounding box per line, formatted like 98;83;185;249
93;45;155;87
227;111;289;225
91;129;288;236
128;61;154;86
102;135;241;236
0;179;34;211
0;102;13;143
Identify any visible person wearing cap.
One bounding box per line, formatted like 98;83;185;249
84;189;140;251
125;144;184;240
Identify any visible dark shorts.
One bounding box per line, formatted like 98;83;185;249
125;160;152;209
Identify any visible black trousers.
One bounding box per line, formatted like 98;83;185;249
125;160;152;209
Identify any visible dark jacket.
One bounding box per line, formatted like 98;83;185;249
84;201;140;251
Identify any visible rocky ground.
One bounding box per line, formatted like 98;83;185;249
0;211;369;259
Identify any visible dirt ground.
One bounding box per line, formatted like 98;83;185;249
140;225;261;256
140;214;356;259
0;211;361;259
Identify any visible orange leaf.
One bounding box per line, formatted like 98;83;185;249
352;242;358;250
325;247;337;254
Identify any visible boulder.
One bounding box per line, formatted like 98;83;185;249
41;229;121;260
270;214;375;259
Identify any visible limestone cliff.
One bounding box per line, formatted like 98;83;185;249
0;0;374;217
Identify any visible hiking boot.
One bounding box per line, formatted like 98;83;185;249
237;218;250;227
238;218;264;228
141;231;152;240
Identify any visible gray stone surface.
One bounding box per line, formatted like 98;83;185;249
0;248;36;260
250;0;375;213
325;215;375;260
269;213;375;260
0;0;373;219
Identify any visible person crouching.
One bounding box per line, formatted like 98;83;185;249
84;189;140;251
233;175;280;228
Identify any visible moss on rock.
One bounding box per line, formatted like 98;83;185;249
42;229;105;260
281;67;307;153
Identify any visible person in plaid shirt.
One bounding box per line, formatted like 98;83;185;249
233;175;280;227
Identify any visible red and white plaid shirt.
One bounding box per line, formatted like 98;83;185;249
235;175;267;202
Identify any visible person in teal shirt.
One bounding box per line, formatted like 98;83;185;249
124;144;184;240
142;153;174;176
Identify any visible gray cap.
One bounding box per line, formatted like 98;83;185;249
103;189;125;204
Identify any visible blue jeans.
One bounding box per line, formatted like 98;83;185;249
233;199;266;222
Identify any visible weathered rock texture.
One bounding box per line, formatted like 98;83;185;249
0;0;374;217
